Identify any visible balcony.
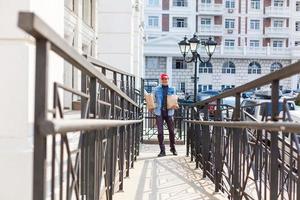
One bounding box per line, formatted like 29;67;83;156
265;27;289;38
197;3;223;15
264;6;290;18
197;25;223;35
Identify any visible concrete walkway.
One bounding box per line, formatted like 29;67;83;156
114;144;227;200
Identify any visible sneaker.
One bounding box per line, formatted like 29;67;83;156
170;148;178;156
157;150;166;157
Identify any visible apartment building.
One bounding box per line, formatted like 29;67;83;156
144;0;300;94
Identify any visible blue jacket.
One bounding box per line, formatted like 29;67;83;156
152;85;176;116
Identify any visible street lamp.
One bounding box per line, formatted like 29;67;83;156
178;35;217;102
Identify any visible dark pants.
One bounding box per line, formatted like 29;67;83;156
156;109;175;151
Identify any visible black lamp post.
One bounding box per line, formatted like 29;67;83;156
178;35;217;102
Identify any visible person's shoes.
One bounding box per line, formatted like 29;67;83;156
170;148;178;156
157;150;166;157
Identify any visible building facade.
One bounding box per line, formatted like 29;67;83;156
144;0;300;94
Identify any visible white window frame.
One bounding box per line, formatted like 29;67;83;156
249;40;260;47
250;0;260;9
273;40;284;48
198;84;213;92
296;21;300;31
296;1;300;11
225;0;235;8
225;19;235;29
148;0;159;7
274;0;284;7
250;20;260;30
201;0;212;3
172;17;188;28
225;39;235;48
273;20;284;27
173;0;188;7
148;16;159;28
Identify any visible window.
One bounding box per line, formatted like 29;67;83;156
225;19;235;28
148;16;159;28
221;85;235;90
297;1;300;11
173;0;188;7
273;40;283;47
274;0;284;7
178;82;186;92
225;39;235;47
251;0;260;9
201;0;212;3
173;17;188;28
296;22;300;31
199;62;213;73
250;20;260;30
225;0;235;8
172;57;187;69
201;18;211;26
273;20;284;27
145;56;166;68
222;61;236;74
248;61;261;74
144;79;159;93
250;40;260;47
83;0;93;27
270;62;283;72
148;0;159;6
295;41;300;46
198;84;213;92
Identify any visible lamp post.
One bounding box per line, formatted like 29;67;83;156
178;35;217;102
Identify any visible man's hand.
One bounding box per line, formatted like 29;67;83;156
171;104;179;109
148;108;154;112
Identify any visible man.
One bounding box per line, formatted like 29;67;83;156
150;73;178;157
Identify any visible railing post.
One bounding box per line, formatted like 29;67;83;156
270;80;279;200
88;77;97;200
119;97;125;191
202;104;210;178
215;99;222;192
33;39;50;200
232;93;241;199
80;73;87;196
195;106;201;169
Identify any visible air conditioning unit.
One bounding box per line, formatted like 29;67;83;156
227;29;233;34
228;9;234;13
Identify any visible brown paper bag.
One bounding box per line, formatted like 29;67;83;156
167;95;178;109
145;94;156;110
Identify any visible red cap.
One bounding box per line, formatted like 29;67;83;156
160;73;169;79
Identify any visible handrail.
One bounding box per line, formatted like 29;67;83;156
18;12;138;107
86;55;135;77
185;120;300;133
191;59;300;106
41;119;143;135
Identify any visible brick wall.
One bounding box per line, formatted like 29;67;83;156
214;16;222;25
162;14;169;32
162;0;169;10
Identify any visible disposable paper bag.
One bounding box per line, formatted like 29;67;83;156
145;94;156;110
167;95;178;109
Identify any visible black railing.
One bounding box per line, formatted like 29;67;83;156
185;61;300;199
18;12;143;200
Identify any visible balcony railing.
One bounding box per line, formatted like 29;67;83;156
18;12;143;200
265;6;290;17
198;25;223;35
197;3;223;15
265;27;289;37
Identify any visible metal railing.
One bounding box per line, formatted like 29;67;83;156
18;12;143;200
184;59;300;199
